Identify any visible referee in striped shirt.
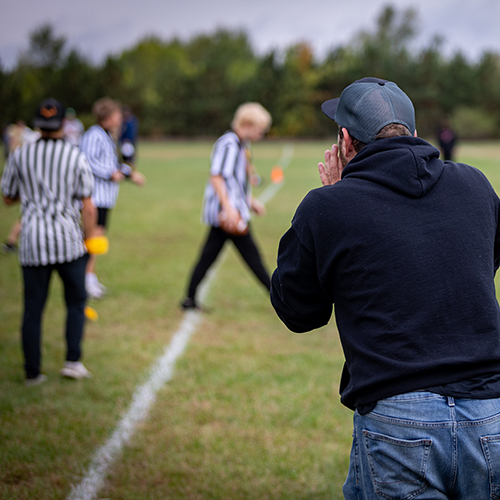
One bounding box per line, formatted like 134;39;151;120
1;98;97;385
80;98;145;298
181;103;272;310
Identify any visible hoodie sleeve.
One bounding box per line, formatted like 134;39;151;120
271;201;333;333
494;198;500;272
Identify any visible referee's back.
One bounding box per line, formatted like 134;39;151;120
2;137;94;266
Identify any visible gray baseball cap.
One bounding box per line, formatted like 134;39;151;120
321;77;415;144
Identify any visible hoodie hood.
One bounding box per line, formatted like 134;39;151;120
341;136;443;198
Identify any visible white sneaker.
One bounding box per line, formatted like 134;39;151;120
60;361;92;379
25;374;47;386
86;277;105;299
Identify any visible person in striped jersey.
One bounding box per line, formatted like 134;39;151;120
1;98;97;385
80;98;145;298
181;103;272;310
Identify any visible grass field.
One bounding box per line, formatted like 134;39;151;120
1;139;500;500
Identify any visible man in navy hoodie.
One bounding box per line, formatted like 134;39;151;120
271;77;500;499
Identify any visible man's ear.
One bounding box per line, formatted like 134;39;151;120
341;128;356;159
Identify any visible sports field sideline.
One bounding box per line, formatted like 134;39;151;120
1;139;500;499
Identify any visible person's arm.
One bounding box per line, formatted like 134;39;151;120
87;150;118;181
271;214;333;333
81;197;97;240
493;191;500;272
129;170;146;186
1;154;20;205
250;196;266;216
211;174;240;225
118;162;146;186
81;130;119;181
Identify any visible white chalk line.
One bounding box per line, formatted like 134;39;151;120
258;142;294;205
66;142;294;500
66;267;216;500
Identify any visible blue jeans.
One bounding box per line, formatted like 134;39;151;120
343;391;500;499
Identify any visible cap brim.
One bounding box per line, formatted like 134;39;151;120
321;98;340;122
321;78;391;123
33;118;62;130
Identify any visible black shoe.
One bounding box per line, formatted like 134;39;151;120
1;243;17;254
180;297;202;311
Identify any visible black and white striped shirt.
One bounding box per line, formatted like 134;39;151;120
80;125;131;209
202;131;251;226
1;138;94;266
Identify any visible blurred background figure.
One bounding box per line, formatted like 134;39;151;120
120;105;139;167
63;107;84;146
181;102;272;311
1;120;40;254
2;122;10;159
80;98;146;299
6;120;40;152
437;115;457;161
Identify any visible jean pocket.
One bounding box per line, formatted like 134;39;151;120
481;435;500;500
363;430;432;500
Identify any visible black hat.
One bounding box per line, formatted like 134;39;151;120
321;77;415;144
33;98;65;131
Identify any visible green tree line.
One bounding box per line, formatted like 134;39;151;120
1;5;500;139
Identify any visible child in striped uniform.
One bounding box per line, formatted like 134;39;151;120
80;98;146;298
1;98;97;384
181;103;272;310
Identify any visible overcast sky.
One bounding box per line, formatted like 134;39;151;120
1;0;499;69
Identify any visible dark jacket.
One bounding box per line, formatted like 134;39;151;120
271;136;500;412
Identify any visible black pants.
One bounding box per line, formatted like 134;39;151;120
442;146;454;161
22;254;88;378
187;226;271;300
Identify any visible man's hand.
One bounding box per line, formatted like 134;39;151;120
318;144;343;186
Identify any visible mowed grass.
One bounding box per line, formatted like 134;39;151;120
1;138;500;499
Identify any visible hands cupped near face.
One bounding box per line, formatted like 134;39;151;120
318;144;344;186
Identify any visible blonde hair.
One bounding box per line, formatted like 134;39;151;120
231;102;272;132
92;97;121;123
